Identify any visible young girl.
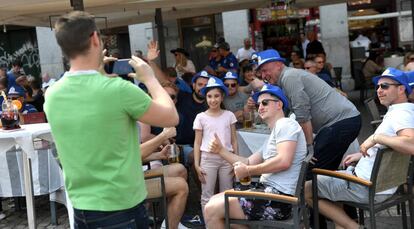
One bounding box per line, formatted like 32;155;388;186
193;76;238;215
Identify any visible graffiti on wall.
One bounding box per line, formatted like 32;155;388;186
0;41;40;73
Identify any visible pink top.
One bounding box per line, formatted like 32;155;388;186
193;110;237;152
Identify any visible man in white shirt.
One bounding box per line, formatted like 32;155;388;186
236;38;256;63
305;67;414;229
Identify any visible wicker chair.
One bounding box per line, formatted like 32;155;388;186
312;148;414;229
144;168;169;229
224;150;313;229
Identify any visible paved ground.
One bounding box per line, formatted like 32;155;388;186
0;89;411;229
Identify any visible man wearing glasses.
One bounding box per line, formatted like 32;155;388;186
222;72;249;123
305;67;414;229
204;84;307;227
254;49;361;180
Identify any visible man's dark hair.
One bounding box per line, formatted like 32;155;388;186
54;11;98;59
12;59;22;67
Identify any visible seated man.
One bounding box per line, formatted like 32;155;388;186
305;68;414;229
7;86;37;114
204;84;307;227
140;126;189;229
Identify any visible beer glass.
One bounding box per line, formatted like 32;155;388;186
243;111;253;129
168;143;179;163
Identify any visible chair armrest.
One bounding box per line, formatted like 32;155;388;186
312;168;372;187
144;169;163;179
224;190;298;205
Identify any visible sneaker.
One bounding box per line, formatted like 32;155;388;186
160;220;188;229
0;213;6;221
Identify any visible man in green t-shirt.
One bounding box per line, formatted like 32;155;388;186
44;11;178;229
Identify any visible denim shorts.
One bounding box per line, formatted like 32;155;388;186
74;202;149;229
238;183;292;221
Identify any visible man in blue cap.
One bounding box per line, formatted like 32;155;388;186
255;49;361;178
222;72;249;123
204;84;307;227
217;42;238;77
305;67;414;229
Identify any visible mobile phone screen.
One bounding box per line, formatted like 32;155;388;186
112;59;134;75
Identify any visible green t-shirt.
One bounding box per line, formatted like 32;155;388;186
44;71;151;211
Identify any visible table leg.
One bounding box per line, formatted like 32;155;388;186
22;152;36;229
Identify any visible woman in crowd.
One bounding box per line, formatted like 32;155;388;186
171;48;196;78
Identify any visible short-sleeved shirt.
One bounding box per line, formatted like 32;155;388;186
277;67;360;133
355;103;414;194
209;58;222;72
193;110;237;152
44;70;151;211
176;91;207;145
220;53;238;72
259;117;307;195
223;91;248;114
236;47;256;62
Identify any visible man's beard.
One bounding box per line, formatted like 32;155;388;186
193;91;205;101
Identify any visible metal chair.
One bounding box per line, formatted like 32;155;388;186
364;97;383;130
144;168;169;229
224;151;313;229
312;148;414;229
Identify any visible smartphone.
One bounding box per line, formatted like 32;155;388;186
112;59;134;75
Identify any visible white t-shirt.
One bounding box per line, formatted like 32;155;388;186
236;47;256;62
175;60;196;78
355;102;414;194
259;117;307;195
193;110;237;152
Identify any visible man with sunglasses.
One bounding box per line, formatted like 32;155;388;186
305;67;414;229
44;11;178;228
223;72;249;123
255;49;361;180
204;84;307;226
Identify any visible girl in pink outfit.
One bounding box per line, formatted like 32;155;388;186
193;76;238;216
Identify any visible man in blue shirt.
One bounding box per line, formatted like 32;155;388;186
217;42;238;78
6;60;25;93
7;86;37;114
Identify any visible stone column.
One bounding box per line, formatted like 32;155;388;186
35;27;64;79
222;10;250;54
319;3;354;91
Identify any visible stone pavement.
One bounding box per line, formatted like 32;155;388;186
0;90;411;229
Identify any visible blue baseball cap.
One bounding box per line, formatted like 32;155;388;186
8;86;25;97
406;71;414;89
191;70;212;84
250;52;259;65
200;76;229;96
373;68;412;94
252;84;289;109
223;71;238;81
256;49;285;70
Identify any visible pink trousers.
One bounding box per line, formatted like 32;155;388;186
200;151;234;213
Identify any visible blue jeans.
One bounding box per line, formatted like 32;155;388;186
74;202;149;229
307;115;362;180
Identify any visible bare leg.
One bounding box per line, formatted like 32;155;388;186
204;192;248;229
165;177;189;229
165;163;188;180
304;181;360;229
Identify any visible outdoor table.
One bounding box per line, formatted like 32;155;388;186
0;123;54;229
237;127;360;158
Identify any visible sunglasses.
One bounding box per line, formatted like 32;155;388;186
169;94;177;100
224;83;237;88
375;83;401;90
256;99;279;108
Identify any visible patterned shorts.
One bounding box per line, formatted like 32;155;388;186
238;183;292;221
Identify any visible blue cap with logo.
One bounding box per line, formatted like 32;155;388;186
201;76;229;96
406;71;414;89
373;67;412;94
192;70;212;84
252;84;289;109
223;71;239;81
256;49;286;70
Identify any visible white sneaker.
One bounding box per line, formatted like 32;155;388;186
0;213;6;221
160;220;188;229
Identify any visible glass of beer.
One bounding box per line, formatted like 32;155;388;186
243;111;253;129
168;143;179;164
239;175;251;186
